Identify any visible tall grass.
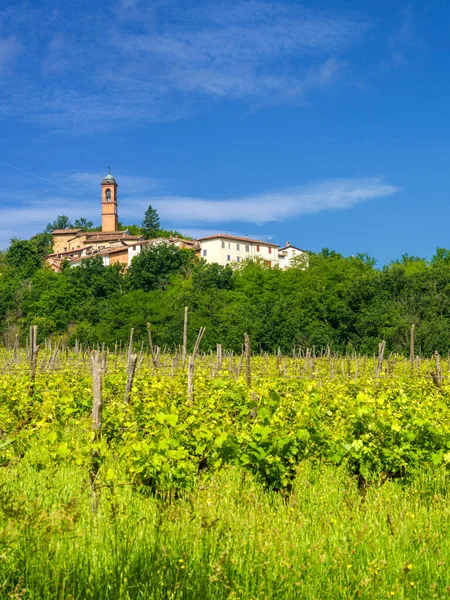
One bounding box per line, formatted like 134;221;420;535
1;457;450;599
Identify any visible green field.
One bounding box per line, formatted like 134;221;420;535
1;348;450;598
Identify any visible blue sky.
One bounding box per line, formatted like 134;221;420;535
0;0;448;264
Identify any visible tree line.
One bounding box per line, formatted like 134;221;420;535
2;227;450;355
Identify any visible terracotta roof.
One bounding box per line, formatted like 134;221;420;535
170;237;199;246
126;239;153;249
98;247;129;256
52;228;82;234
47;246;92;258
85;232;142;242
198;233;279;247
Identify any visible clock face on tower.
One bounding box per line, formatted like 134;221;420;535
105;189;111;202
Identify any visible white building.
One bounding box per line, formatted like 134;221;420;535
277;242;308;269
198;234;280;267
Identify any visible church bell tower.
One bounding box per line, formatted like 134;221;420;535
101;168;119;232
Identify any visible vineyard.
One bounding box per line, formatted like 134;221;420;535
2;331;450;598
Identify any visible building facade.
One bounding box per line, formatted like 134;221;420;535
277;242;308;269
198;234;280;267
48;170;144;271
46;170;306;272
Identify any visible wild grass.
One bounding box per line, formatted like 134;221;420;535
1;457;450;599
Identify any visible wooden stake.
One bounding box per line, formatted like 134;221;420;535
244;332;251;388
29;326;39;396
124;354;138;404
90;350;103;512
147;322;156;367
187;355;194;403
216;344;222;370
430;350;442;391
127;328;134;365
182;306;188;367
376;340;386;379
410;324;415;373
193;327;206;359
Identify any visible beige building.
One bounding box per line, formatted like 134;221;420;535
46;170;304;272
198;234;279;267
47;171;201;272
48;170;144;271
277;242;308;269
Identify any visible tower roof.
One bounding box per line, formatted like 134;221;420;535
102;167;116;184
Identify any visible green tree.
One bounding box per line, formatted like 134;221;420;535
192;262;234;291
30;232;53;258
142;206;161;240
5;239;42;277
128;244;196;292
45;215;73;233
73;218;94;231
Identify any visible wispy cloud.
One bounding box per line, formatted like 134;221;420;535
143;177;399;226
0;174;399;247
0;36;21;71
388;7;425;68
0;0;369;133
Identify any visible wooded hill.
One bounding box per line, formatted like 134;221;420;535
2;237;450;355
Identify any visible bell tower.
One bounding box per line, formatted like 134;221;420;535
101;168;119;232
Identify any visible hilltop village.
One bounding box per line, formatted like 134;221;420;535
46;171;306;272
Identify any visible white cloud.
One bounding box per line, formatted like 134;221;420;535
387;7;425;68
134;177;399;225
0;1;369;132
0;36;21;71
0;176;399;248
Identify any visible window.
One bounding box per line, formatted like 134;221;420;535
268;247;272;254
227;255;231;261
256;245;260;252
228;242;231;249
245;245;250;252
237;256;241;263
203;249;207;257
221;241;225;248
236;243;240;250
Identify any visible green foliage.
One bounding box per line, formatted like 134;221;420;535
192;262;234;291
5;239;42;277
45;215;73;233
128;243;196;292
5;237;450;353
2;352;450;597
142;205;161;239
30;231;53;258
73;217;94;231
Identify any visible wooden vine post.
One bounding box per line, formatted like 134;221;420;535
90;350;103;512
430;350;442;391
186;327;206;404
375;340;386;380
127;327;134;365
244;333;251;388
216;344;222;370
29;325;39;397
124;353;138;404
187;355;195;404
147;322;157;368
410;324;415;374
182;307;189;368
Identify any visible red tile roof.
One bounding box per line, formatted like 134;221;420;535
198;233;279;247
47;246;92;258
52;228;82;234
98;247;129;256
84;232;142;242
